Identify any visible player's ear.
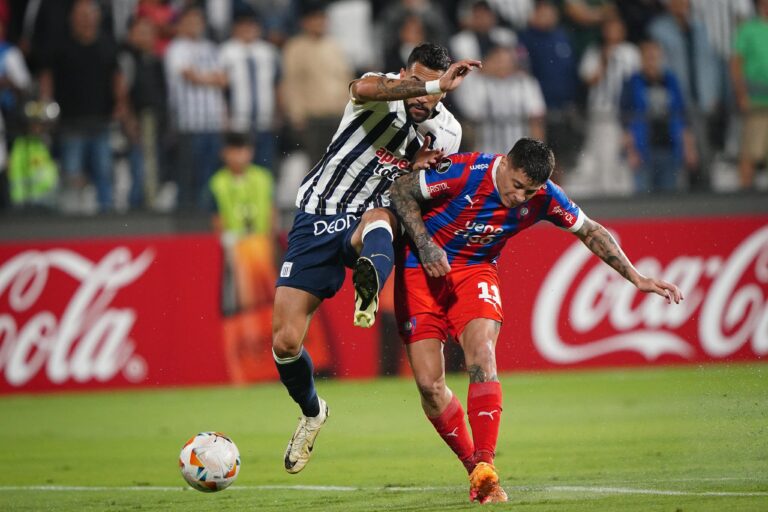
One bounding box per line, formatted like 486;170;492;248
399;68;406;79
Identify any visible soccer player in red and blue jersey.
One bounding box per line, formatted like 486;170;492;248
390;138;684;504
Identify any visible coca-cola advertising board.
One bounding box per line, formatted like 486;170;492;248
0;235;228;393
0;215;766;394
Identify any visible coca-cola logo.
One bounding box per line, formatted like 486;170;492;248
0;247;154;386
532;226;768;363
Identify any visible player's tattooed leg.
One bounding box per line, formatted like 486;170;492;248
467;365;499;383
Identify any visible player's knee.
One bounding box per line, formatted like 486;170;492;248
462;337;496;368
271;322;304;358
415;376;446;405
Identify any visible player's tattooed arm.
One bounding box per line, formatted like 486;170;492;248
390;173;451;277
351;76;430;102
575;217;638;283
574;216;684;304
350;60;481;102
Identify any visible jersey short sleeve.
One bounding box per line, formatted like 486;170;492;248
543;180;585;232
418;153;475;200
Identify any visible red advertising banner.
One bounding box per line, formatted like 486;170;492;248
1;215;766;393
0;235;229;393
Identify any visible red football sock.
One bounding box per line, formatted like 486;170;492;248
427;394;475;472
467;382;503;465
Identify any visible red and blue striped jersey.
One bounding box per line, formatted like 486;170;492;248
403;152;585;268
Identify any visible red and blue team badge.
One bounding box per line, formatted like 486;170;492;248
403;317;417;333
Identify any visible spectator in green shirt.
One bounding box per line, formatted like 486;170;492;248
210;131;277;383
732;0;768;189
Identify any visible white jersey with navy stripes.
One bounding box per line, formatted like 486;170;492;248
296;72;462;216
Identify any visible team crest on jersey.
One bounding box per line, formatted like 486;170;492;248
436;158;452;174
519;207;529;217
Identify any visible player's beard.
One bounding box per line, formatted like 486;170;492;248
404;101;431;124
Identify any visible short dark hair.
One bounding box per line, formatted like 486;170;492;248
406;43;451;72
507;138;554;184
223;132;252;148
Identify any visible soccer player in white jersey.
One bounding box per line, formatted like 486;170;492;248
272;43;481;474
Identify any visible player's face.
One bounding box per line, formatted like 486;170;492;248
400;62;444;124
496;159;545;208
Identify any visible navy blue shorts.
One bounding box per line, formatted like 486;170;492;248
276;211;361;299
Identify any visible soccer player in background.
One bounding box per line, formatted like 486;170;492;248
389;138;683;503
273;42;481;474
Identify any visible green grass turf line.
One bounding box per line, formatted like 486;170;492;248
0;364;766;511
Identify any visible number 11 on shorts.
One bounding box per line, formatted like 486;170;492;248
477;282;501;307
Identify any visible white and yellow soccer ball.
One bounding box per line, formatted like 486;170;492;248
179;432;240;492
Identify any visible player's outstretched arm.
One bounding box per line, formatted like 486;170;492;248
390;171;451;277
574;217;684;304
350;59;481;102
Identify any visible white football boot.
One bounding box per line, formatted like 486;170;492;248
284;397;329;474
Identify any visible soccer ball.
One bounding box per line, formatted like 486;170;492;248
179;432;240;492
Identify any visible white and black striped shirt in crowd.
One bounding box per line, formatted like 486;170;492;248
452;72;545;154
219;38;280;133
691;0;754;59
165;37;226;133
296;72;462;216
579;43;640;115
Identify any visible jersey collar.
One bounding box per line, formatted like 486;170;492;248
491;155;502;193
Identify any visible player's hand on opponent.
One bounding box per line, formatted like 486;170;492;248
417;238;451;277
635;276;684;304
411;135;445;172
438;59;482;92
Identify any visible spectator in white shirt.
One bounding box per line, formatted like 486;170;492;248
220;10;280;172
573;16;639;196
450;0;517;61
165;6;227;210
453;44;545;153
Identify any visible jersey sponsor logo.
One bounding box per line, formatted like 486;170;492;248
375;147;411;170
280;262;293;277
436;158;452;174
454;220;503;246
550;205;576;225
313;214;358;236
427;182;448;195
470;162;489;171
372;166;408;182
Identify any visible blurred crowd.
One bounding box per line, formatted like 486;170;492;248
0;0;766;217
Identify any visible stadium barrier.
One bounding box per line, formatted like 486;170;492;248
1;215;766;393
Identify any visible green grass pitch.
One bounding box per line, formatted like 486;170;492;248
1;364;766;511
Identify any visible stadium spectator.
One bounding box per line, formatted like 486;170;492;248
209;131;277;383
480;0;535;30
519;0;581;173
219;10;280;171
39;0;126;213
164;6;227;210
649;0;720;191
453;44;545;153
574;16;639;195
389;138;683;504
691;0;753;159
136;0;177;55
377;0;452;55
281;3;353;166
0;21;32;170
615;0;664;44
731;0;768;190
326;0;377;75
384;14;426;72
561;0;617;59
449;0;517;61
621;40;697;193
119;16;167;210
